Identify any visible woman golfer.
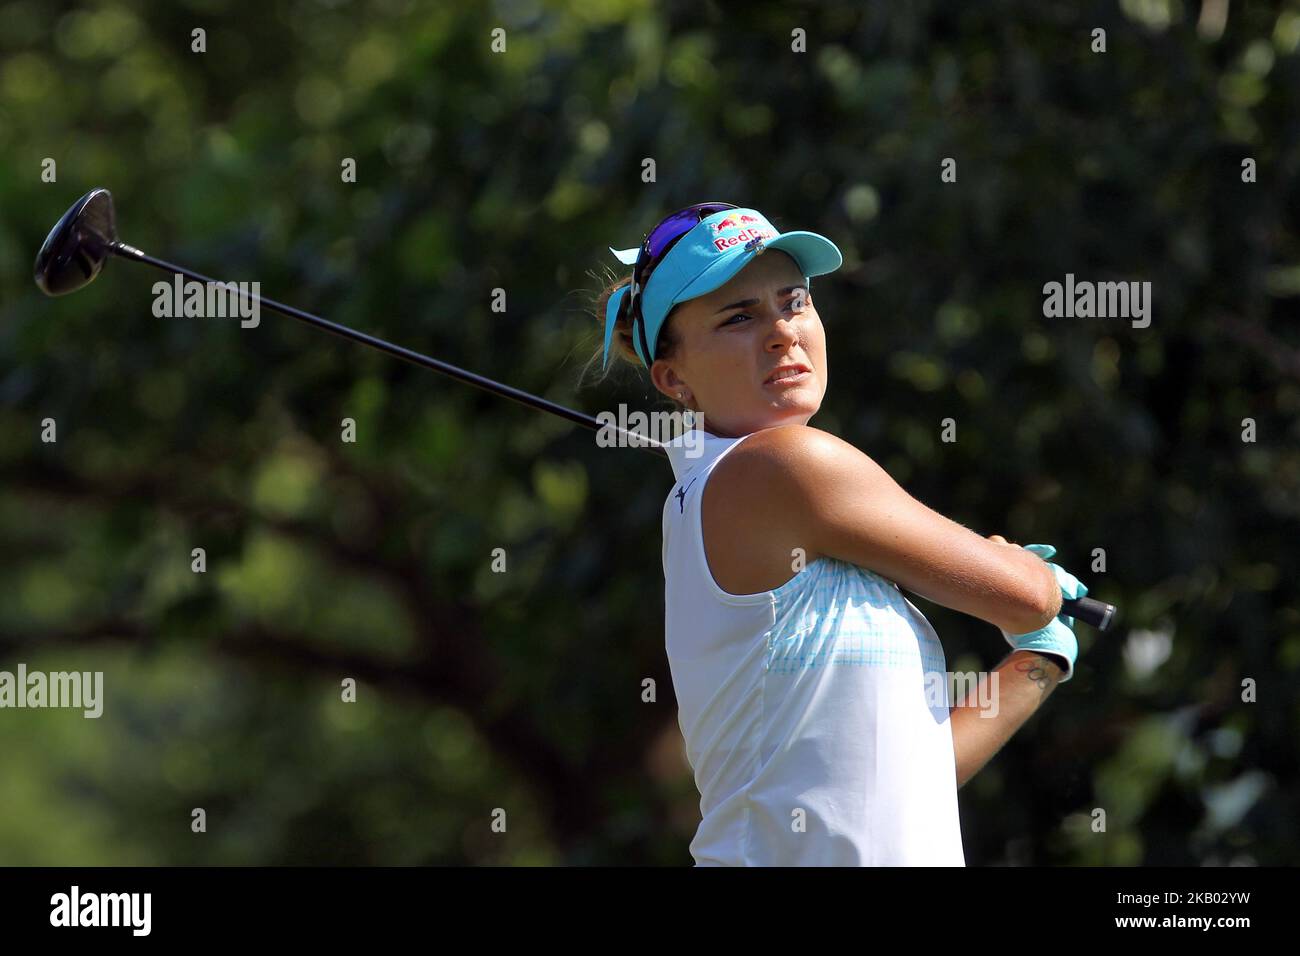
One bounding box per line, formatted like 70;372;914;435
595;202;1090;866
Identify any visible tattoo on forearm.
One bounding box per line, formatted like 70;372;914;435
1012;655;1055;692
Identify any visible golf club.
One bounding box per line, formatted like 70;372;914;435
33;187;1117;632
34;187;666;454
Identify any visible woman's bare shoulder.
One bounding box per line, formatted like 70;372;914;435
725;424;864;479
701;426;841;591
712;424;892;534
703;425;866;561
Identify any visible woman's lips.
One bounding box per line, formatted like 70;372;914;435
764;368;810;387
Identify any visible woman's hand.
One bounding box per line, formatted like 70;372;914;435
990;540;1089;682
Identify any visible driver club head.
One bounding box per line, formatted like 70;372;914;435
34;187;119;296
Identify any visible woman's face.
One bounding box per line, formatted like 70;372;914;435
650;250;827;438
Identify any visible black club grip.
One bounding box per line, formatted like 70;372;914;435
1062;596;1116;631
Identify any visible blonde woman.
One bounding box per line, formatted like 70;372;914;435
594;202;1089;866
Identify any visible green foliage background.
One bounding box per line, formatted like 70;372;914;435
0;0;1296;864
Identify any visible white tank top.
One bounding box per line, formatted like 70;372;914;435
661;429;966;866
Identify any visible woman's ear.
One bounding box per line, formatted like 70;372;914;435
650;360;691;405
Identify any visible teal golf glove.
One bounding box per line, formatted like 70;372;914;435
1001;543;1088;683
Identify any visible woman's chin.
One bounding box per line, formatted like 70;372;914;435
758;395;821;427
765;383;821;412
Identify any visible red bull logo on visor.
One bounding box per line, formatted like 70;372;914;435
713;225;774;252
709;213;772;251
710;213;761;234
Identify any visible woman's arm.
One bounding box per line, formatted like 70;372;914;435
729;425;1062;635
949;651;1063;788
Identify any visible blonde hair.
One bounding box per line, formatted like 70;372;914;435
579;265;686;408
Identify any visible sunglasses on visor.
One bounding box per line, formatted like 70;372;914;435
621;201;739;364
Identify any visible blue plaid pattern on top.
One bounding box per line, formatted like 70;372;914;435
764;558;947;674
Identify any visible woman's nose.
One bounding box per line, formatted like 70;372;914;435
767;315;800;346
